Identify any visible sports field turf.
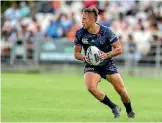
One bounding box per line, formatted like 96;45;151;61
1;73;162;122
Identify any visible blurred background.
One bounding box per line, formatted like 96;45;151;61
1;0;162;77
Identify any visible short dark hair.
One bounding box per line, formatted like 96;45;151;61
83;7;99;21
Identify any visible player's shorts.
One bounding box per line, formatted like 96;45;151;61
84;61;118;79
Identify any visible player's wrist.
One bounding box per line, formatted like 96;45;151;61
106;51;112;58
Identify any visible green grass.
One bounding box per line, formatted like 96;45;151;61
1;73;162;122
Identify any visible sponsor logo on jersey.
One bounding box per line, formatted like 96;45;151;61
85;67;94;71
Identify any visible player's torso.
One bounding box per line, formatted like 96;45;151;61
81;25;112;54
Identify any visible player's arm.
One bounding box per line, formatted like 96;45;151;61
100;40;122;59
74;45;92;64
73;30;92;64
109;40;122;57
100;27;122;59
74;45;85;61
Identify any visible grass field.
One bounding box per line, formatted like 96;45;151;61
1;73;162;122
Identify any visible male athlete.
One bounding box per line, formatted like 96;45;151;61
73;7;136;118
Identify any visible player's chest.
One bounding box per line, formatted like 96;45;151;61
81;33;107;47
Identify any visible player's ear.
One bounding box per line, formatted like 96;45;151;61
90;17;95;22
93;16;96;22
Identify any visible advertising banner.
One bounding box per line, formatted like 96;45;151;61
39;38;82;63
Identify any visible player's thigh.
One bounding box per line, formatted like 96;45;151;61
106;73;125;91
84;72;101;88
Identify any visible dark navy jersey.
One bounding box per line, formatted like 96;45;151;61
74;24;118;66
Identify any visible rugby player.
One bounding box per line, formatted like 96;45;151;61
73;7;135;118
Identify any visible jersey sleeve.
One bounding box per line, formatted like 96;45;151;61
74;30;82;46
106;27;118;44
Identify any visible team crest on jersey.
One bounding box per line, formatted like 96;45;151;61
82;38;88;44
92;39;95;42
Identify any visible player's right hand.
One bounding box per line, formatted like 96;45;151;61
84;56;92;65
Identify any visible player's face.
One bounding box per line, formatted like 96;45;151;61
82;13;93;29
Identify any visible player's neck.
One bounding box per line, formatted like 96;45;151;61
87;23;100;34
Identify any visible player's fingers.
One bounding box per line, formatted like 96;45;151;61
99;53;105;58
85;57;92;65
100;54;107;59
99;55;104;59
99;52;103;56
85;56;89;60
84;56;88;60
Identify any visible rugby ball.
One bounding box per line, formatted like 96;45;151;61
86;46;103;66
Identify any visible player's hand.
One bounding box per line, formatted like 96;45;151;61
99;51;111;59
99;51;107;59
84;56;92;65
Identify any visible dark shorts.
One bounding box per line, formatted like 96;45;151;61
84;62;118;79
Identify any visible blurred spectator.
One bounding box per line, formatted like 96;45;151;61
127;34;137;56
45;14;63;38
39;1;61;14
28;1;36;17
20;2;30;17
40;1;56;13
34;26;45;39
112;12;128;31
83;0;98;8
134;18;143;31
11;19;22;33
51;1;61;13
61;13;73;36
67;24;80;41
98;0;109;11
98;10;111;27
65;1;73;6
136;8;148;21
44;20;53;38
126;2;138;16
70;12;77;25
8;28;20;45
2;19;12;32
47;1;56;13
4;2;21;21
9;25;30;44
28;17;40;33
1;31;9;43
134;25;151;55
1;0;162;58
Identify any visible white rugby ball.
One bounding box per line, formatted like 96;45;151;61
86;46;103;66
